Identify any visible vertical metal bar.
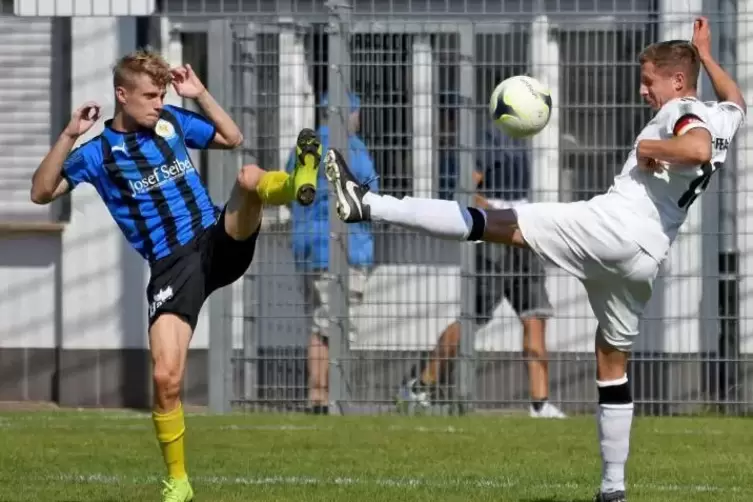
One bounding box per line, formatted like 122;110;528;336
237;22;259;406
455;22;476;415
326;0;353;416
716;0;741;414
207;19;234;414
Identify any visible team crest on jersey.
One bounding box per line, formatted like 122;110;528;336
154;119;177;140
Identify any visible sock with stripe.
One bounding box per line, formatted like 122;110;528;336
153;402;188;480
362;193;486;241
596;374;633;494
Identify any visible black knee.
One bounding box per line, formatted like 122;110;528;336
597;377;632;406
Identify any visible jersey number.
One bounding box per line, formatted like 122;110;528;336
678;161;723;210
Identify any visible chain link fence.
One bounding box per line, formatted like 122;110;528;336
16;0;751;415
173;1;752;417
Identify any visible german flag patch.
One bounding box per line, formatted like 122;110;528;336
673;114;705;136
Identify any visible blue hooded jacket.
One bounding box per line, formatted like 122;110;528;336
286;125;378;271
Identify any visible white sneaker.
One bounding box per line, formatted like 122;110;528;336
395;378;431;413
529;401;567;419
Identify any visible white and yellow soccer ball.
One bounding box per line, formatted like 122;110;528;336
489;75;552;138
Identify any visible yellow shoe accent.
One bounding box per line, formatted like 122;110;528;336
161;477;194;502
256;170;295;206
292;128;322;206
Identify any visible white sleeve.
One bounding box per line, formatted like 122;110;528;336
663;99;712;137
717;101;746;134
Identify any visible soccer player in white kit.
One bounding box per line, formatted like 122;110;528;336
323;18;745;502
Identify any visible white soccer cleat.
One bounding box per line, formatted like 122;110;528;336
529;402;567;419
324;148;370;223
593;490;626;502
395;378;431;413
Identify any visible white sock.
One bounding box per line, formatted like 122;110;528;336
362;192;481;241
596;375;633;494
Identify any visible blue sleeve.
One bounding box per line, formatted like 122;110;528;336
284;148;296;174
165;105;217;149
350;139;378;193
61;140;100;190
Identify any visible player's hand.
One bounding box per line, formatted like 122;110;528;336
170;64;207;99
691;17;712;59
639;157;665;173
63;102;101;138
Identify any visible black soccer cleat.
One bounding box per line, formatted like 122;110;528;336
593;490;626;502
324;148;370;223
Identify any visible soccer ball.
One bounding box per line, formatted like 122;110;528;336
489;75;552;138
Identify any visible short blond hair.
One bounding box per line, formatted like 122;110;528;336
113;48;172;89
639;40;701;90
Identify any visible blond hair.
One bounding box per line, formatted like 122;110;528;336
639;40;701;90
113;48;172;89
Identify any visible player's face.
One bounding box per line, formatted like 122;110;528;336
639;62;680;111
116;73;167;128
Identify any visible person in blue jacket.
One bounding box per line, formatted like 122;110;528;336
285;91;378;415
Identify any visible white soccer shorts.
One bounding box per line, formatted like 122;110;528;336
514;201;660;351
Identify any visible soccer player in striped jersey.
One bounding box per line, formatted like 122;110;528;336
30;49;321;502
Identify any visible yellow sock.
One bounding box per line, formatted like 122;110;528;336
153;402;187;480
256;171;295;206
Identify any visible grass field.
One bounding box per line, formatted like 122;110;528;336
0;410;751;501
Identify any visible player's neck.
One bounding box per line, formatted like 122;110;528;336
676;90;698;100
110;109;142;134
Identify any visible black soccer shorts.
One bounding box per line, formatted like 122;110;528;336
473;241;553;326
146;209;259;331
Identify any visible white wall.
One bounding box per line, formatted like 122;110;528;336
0;234;58;349
62;17;147;351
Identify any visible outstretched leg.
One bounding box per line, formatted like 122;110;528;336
324;148;526;247
224;128;322;241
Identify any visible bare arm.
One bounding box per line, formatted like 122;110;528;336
700;52;746;111
195;89;244;149
171;64;243;149
637;128;712;167
692;17;747;111
30;132;76;204
470;170;492;209
30;102;100;205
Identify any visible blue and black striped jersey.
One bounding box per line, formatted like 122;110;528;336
62;105;220;262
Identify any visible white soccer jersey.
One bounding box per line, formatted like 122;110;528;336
592;96;746;260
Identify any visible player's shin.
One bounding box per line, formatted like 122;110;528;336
153;402;188;480
363;193;486;241
596;374;633;495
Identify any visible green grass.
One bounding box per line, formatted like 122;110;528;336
0;410;751;501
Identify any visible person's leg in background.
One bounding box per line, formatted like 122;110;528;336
505;246;565;418
305;267;370;414
307;333;330;414
305;272;332;414
397;244;503;408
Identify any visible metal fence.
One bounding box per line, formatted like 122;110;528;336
171;1;753;417
31;0;750;415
